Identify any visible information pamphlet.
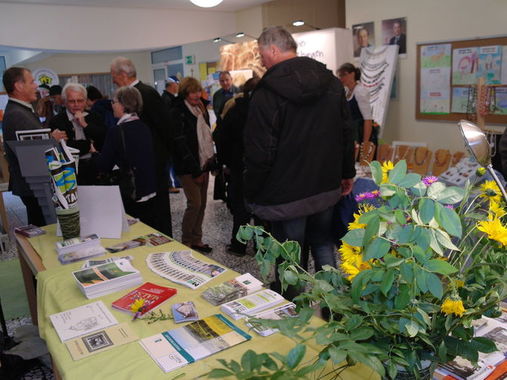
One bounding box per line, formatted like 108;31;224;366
65;323;138;360
245;303;298;336
14;224;46;238
81;256;133;269
172;302;199;323
49;301;118;342
146;251;226;289
59;246;107;264
112;282;177;316
201;273;263;306
56;234;101;255
139;314;251;373
106;233;171;253
220;289;286;320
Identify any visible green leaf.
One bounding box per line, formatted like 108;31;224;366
364;237;391;260
435;229;460;251
389;160;407;184
349;327;375;341
405;320;419;337
351;270;372;301
395;210;406;225
328;346;347;364
429;229;443;255
345;315;364;331
281;241;301;263
380;269;396;296
315;280;334;293
412;182;427;197
414;227;430;250
284;270;299;285
395;284;411;309
425;259;458;275
363;215;380;246
370;161;383;185
400;262;414;283
435;203;462;238
237;226;254;243
343;229;365;247
426;272;443;299
419;198;435;224
438;341;448;361
398;173;421;188
436;186;465;204
287;344;306;369
427;182;446;199
471;337;497;353
416;270;428;292
262;355;279;371
207;369;234;378
380;184;396;197
241;350;256;373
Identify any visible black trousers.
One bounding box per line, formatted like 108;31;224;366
154;165;172;237
124;196;158;230
20;196;46;227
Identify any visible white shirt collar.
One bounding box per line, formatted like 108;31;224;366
9;97;34;112
66;108;74;121
128;79;140;87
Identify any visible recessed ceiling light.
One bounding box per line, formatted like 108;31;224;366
292;20;305;27
213;37;221;43
235;32;245;38
190;0;223;8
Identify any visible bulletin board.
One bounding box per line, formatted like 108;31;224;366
416;35;507;124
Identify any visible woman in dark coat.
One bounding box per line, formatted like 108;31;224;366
92;86;157;228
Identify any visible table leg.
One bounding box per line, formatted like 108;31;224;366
0;191;9;234
18;252;38;326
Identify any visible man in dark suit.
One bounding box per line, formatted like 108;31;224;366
49;83;107;184
2;67;66;226
161;76;179;110
110;57;173;236
389;21;406;54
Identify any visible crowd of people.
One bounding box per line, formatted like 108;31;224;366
2;26;373;297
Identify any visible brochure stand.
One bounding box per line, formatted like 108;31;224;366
7;140;57;225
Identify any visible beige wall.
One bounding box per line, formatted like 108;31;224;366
23;51;152;85
236;6;264;38
346;0;507;152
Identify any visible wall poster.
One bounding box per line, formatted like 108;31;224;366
352;22;374;58
419;44;452;114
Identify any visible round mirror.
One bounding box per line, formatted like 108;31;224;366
457;119;491;167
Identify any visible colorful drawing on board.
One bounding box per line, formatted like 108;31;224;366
451;87;472;113
452;48;479;85
420;44;451;114
493;88;507;115
477;45;502;84
421;44;451;69
501;46;507;85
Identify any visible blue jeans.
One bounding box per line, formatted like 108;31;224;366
270;205;336;299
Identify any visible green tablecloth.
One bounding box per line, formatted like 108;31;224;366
32;223;376;379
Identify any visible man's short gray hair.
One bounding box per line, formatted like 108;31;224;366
258;26;298;53
62;82;87;102
111;56;137;78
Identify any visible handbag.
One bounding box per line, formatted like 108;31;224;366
117;124;137;201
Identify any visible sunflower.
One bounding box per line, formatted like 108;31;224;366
480;180;502;204
339;242;371;281
441;297;466;317
381;161;394;184
489;200;507;219
348;204;376;231
477;217;507;247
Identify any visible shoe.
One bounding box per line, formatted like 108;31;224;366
169;187;180;194
226;244;246;257
191;244;212;254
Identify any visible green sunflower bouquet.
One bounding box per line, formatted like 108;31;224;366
211;160;507;380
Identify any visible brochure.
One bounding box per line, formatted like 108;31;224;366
139;314;251;373
14;224;46;238
112;282;177;316
245;303;298;336
65;323;138;360
56;234;101;255
201;273;263;306
59;246;107;264
146;251;226;289
49;301;118;342
106;233;172;253
81;256;133;269
220;289;286;320
172;302;199;323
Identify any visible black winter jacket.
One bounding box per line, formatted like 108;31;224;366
244;56;355;221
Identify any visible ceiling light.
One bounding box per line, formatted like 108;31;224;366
213;37;221;43
235;32;245;38
292;20;305;27
190;0;223;8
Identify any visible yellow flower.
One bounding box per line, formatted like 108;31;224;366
381;161;394;184
480;180;502;204
477;217;507;247
441;297;466;317
339;242;371;281
348;204;376;231
454;280;465;288
130;298;145;313
489;200;507;219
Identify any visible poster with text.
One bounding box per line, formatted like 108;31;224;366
477;45;502;84
452;47;479;85
382;17;407;55
451;87;472;113
352;22;374;58
420;44;451;114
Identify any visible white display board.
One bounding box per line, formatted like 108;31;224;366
359;45;399;134
293;28;353;74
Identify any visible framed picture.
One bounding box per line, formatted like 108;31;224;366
382;17;407;55
352;22;375;58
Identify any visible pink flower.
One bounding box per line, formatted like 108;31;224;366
445;205;454;209
355;191;380;202
422;176;438;186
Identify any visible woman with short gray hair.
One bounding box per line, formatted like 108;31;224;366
92;86;158;227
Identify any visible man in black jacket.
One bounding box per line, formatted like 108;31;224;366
110;57;173;236
2;67;66;225
244;27;356;294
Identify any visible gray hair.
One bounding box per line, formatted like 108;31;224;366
62;82;87;102
114;86;143;114
111;56;137;78
258;26;297;53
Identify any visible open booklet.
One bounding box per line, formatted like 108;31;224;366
139;314;251;373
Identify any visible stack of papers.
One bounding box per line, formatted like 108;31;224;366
72;259;142;299
56;234;106;264
220;289;286;320
201;273;263;306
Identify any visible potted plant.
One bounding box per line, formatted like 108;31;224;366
208;160;507;379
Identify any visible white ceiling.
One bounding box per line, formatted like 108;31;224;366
0;0;272;11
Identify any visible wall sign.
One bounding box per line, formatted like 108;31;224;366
32;68;59;86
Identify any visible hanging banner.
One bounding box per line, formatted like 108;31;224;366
359;45;399;134
32;67;59;87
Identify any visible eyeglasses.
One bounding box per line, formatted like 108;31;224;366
67;98;85;104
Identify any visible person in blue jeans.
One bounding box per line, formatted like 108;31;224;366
243;27;355;300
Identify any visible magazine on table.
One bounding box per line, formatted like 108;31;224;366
201;273;263;306
49;301;118;342
112;282;177;316
220;289;286;320
146;251;226;289
106;233;172;253
14;224;46;237
139;314;251;373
